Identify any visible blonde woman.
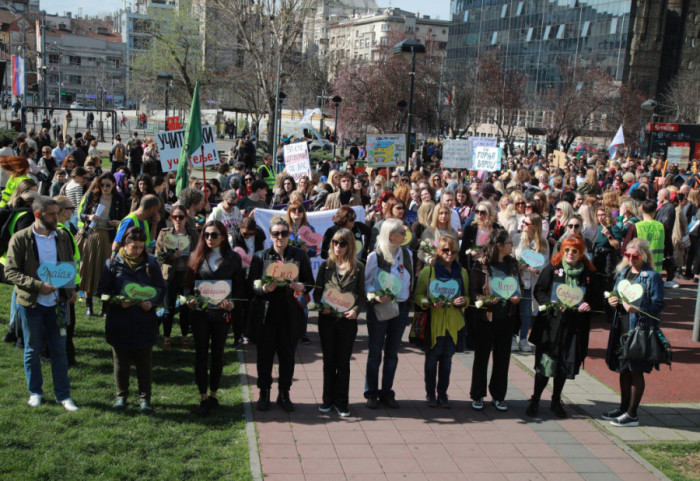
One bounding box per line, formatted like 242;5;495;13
548;201;574;246
328;169;340;192
369;175;386;204
418;202;457;268
411;201;435;255
497;196;518;238
578;203;598;244
458;200;499;272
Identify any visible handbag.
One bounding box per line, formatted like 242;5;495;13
409;310;430;348
622;324;672;367
373;300;399;321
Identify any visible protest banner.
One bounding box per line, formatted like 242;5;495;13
469;137;497;148
472;146;502;172
283;142;312;181
157;125;220;172
667;146;691;169
553;150;567;169
366;134;405;167
442;139;473;169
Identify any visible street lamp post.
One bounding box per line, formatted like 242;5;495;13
393;39;426;171
157;72;173;131
640;99;657;158
332;95;342;157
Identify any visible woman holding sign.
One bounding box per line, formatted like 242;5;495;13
604;238;665;427
97;227;166;414
527;235;597;419
313;228;365;417
414;234;468;408
183;220;244;417
468;228;522;412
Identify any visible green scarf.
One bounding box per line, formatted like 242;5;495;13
119;247;146;272
562;260;583;287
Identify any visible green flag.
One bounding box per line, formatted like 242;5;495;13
175;80;203;195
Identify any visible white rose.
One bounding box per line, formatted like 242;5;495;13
604;291;611;298
100;294;110;301
475;300;484;308
308;302;317;310
367;292;376;301
538;304;547;312
421;298;429;305
253;280;262;288
466;249;473;255
178;295;188;304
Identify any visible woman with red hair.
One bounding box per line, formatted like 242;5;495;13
526;234;598;419
0;156;31;208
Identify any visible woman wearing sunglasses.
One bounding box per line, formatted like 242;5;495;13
604;238;664;427
414;235;468;408
527;235;597;419
458;200;499;273
313;228;365;416
249;216;314;412
155;205;199;349
183;220;244;417
321;205;371;261
417;202;457;270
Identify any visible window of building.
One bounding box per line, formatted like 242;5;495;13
48;54;60;64
610;18;618;35
556;24;565;39
69;56;81;66
382;24;389;31
501;4;508;18
67;75;81;85
516;2;524;15
491;31;498;44
581;21;590;37
526;27;533;42
543;25;551;40
48;73;59;83
463;11;468;22
108;58;120;68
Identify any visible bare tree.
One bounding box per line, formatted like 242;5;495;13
441;64;480;139
661;70;700;123
604;80;646;154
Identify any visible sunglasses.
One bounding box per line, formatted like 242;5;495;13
567;223;581;229
522;221;532;226
392;230;407;236
624;252;641;261
203;232;220;239
563;247;580;255
332;239;348;248
245;178;254;183
475;210;488;215
171;215;185;220
441;248;455;254
240;230;255;238
100;183;113;188
401;178;410;183
270;230;290;238
515;201;525;206
525;204;534;209
289;207;304;213
555;207;562;212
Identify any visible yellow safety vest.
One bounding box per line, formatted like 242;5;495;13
57;222;81;285
118;212;150;245
635;220;664;273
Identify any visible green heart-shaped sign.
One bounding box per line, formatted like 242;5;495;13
123;283;157;301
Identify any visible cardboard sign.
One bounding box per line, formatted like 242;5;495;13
553;150;567;169
156;125;220;172
37;262;76;288
552;283;585;307
321;288;355;313
122;283;157;301
162;233;190;251
429;279;459;300
472;146;502;172
283;142;312;182
265;261;299;281
521;249;546;268
298;225;322;248
491;277;520;299
442;139;473;169
233;247;252;268
195;280;231;302
617;279;643;305
366;134;405;167
378;270;402;296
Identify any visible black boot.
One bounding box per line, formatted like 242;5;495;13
276;390;294;412
85;297;93;318
256;389;270;411
550;398;568;418
525;396;540;417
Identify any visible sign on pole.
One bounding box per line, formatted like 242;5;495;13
283;141;312;181
366;134;405;167
473;146;502;172
157;125;220;172
442;139;473;169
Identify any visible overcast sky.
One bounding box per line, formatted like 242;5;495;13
40;0;451;22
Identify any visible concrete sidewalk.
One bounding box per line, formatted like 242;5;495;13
243;318;672;481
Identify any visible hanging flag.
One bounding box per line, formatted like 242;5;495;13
175;80;203;195
607;124;625;157
11;55;24;97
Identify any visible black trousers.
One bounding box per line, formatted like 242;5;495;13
163;270;190;338
65;303;76;364
112;347;152;402
191;311;229;394
318;316;357;407
256;320;298;392
470;318;512;402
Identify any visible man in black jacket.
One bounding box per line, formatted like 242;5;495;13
656;188;678;287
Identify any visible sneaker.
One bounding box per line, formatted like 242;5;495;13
232;337;244;349
492;400;508;411
3;330;17;343
318;402;333;413
472;398;484;411
601;408;624;421
27;394;42;407
518;338;532;352
610;412;639;427
664;280;680;288
426;394;439;407
301;336;311;345
365;398;379;409
380;395;399;409
511;336;519;351
112;397;127;410
334;404;351;417
140;401;154;415
60;399;79;412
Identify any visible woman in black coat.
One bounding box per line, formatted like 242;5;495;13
320;205;370;261
97;227;166;413
249;215;314;412
183;220;244;417
527;234;598;419
458;200;500;272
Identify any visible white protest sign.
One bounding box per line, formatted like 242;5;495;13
366;134;405;167
473;146;502;172
283;142;311;181
667;147;691;169
156;125;220;172
442;139;473;169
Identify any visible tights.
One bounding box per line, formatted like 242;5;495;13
533;372;567;404
619;371;645;417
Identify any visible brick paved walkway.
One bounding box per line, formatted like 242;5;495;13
243;318;670;481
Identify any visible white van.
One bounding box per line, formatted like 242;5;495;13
258;119;332;151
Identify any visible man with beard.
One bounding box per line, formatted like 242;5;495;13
112;194;161;252
4;196;79;410
322;172;362;210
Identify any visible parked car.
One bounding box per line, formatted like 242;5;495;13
70;101;84;109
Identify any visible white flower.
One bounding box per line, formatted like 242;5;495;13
465;249;474;255
100;294;110;302
538;304;547;312
178;295;188;304
604;291;611;298
367;292;376;301
253;280;262;288
475;300;484;308
421;298;429;305
308;302;317;310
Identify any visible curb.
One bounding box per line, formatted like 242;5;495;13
237;349;262;481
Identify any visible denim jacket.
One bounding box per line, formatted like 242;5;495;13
613;264;665;329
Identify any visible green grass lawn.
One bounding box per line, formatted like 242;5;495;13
632;442;700;481
0;284;252;480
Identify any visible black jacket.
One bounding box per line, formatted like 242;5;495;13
185;249;245;317
458;221;500;270
79;190;127;241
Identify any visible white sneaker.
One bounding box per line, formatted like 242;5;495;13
511;336;519;351
664;280;680;288
60;398;79;412
27;394;42;407
518;338;532;352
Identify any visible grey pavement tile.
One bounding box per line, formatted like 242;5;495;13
566;457;616;474
536;430;581;445
552;443;597;459
580;473;623;481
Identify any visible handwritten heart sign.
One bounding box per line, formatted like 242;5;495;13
162;233;190;251
401;230;413;246
265;261;299;281
491;277;519;299
355;239;363;258
378;270;402;296
618;280;643;303
322;288;355;313
37;262;76;288
196;280;231;302
298;226;323;248
123;283;157;301
429;279;459;300
555;284;584;307
233;247;253;268
521;249;545;268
